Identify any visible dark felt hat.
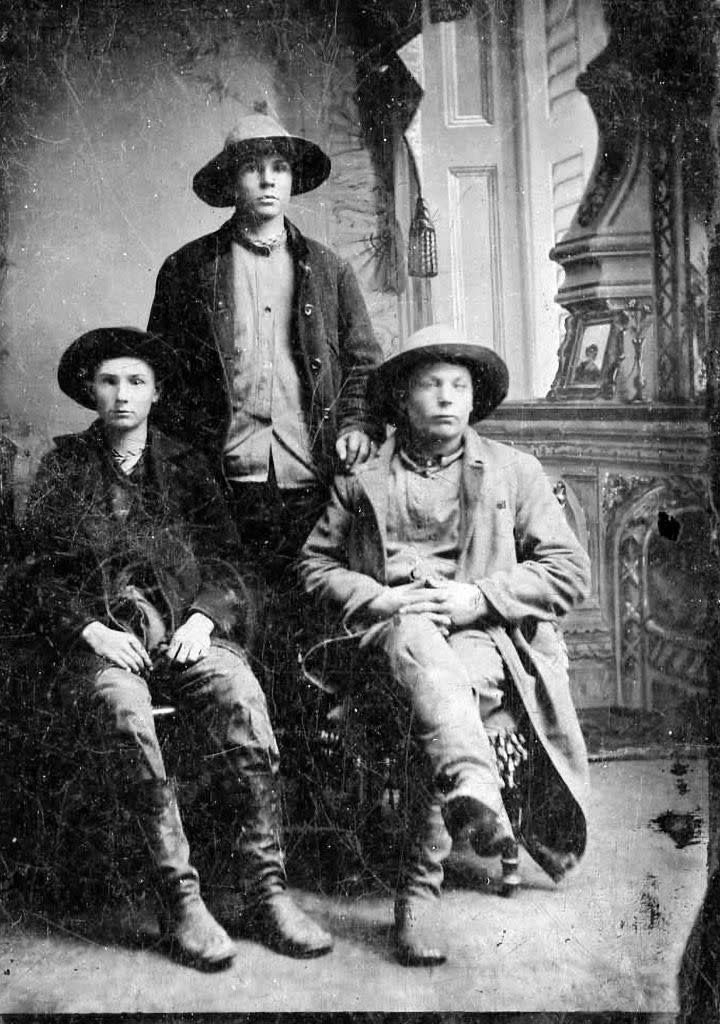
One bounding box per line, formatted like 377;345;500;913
368;323;509;424
58;327;178;409
193;114;331;207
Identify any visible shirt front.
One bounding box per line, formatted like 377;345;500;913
385;447;464;586
222;238;317;488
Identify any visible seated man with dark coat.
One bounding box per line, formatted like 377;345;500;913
300;324;592;967
12;327;332;971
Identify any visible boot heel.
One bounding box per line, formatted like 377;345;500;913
499;841;521;897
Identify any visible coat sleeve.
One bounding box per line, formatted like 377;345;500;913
299;476;386;627
9;451;107;647
176;456;248;639
147;254;191;442
335;259;384;443
476;452;591;624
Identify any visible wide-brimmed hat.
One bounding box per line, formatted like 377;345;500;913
58;327;178;409
368;323;509;424
193;114;331;207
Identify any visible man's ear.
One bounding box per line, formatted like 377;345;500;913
152;381;161;404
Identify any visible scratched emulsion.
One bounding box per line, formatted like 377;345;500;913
0;0;398;464
0;0;713;1015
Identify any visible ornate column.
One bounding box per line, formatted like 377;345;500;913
482;1;712;716
548;0;713;406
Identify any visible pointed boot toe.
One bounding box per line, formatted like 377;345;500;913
395;898;448;967
160;891;236;971
251;892;333;958
444;795;514;858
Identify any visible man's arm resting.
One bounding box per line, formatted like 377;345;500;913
81;621;152;674
335;429;376;470
396;578;489;629
165;611;214;665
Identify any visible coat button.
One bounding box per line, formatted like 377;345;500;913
310;357;322;372
322;407;331;421
304;303;314;316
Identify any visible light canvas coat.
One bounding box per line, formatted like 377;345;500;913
300;428;593;862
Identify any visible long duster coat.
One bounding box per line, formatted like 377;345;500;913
10;422;247;656
300;428;593;866
147;217;383;483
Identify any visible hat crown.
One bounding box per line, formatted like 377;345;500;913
397;323;476;359
224;114;292;149
58;327;178;410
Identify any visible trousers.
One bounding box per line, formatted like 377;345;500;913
62;642;280;785
368;616;513;833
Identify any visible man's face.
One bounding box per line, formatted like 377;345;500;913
92;357;158;430
402;360;474;444
234;149;293;223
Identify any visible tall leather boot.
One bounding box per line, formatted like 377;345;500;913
395;786;453;967
133;778;236;971
232;772;333;958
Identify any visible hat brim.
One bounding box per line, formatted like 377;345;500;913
193;136;331;207
58;328;180;410
368;342;509;424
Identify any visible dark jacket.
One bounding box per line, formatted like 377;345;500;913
300;429;592;865
147;217;383;483
11;422;246;653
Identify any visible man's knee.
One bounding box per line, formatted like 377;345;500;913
182;642;270;711
184;643;280;768
378;615;448;664
90;666;155;736
376;617;466;697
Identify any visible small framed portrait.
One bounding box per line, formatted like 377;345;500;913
548;312;624;400
571;320;612;389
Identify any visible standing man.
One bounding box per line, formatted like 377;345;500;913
147;114;384;747
300;324;591;966
147;113;383;566
13;328;333;971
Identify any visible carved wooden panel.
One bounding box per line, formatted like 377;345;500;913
447;165;503;348
478;406;708;709
604;474;709;711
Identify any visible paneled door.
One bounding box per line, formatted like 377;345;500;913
416;0;529;396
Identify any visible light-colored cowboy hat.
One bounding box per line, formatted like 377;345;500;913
368;323;509;424
193;114;331;207
58;327;180;409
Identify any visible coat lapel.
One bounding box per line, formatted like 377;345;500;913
200;223;235;366
355;437;395;581
457;429;492;577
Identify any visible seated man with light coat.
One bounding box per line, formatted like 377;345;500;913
300;324;592;966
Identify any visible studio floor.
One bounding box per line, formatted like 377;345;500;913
0;755;708;1015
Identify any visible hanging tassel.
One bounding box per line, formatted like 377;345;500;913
408;196;438;278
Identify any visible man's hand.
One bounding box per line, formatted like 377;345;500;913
391;577;489;629
365;581;452;631
165;612;214;665
335;430;375;470
81;621;152;674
